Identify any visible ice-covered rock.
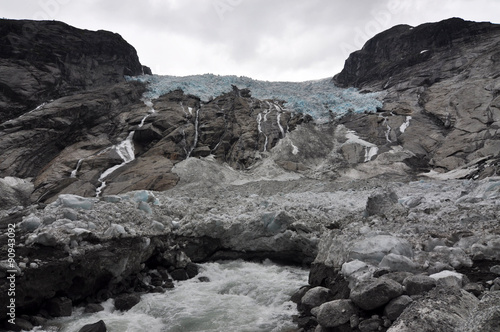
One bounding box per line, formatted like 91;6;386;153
430;270;467;288
18;214;42;232
131;74;382;122
0;260;21;276
138;201;152;214
104;224;127;238
0;176;33;209
349;235;414;265
55;194;96;210
379;253;419;273
341;260;370;277
431;246;473;269
29;232;59;247
471;236;500;260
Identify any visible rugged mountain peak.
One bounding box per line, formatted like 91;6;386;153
334;17;500;176
0;19;145;122
334;17;500;89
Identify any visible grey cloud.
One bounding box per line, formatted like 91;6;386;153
2;0;499;80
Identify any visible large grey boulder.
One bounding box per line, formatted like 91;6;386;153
350;278;404;311
78;320;107;332
114;293;141;311
403;275;437;296
388;288;479;332
384;295;413;321
461;291;500;332
365;189;399;217
300;287;334;313
316;300;357;328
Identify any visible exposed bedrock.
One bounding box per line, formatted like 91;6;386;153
334;18;500;177
0;19;144;123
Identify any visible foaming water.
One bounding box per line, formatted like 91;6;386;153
33;260;308;332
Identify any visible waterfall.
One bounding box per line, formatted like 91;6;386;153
257;111;269;152
95;100;155;196
187;108;200;158
70;159;84;178
399;116;412;133
277;113;285;138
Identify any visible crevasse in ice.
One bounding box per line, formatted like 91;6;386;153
127;74;382;123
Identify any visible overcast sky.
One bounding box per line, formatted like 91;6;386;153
3;0;499;81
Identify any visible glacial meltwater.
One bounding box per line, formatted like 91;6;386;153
33;260;308;332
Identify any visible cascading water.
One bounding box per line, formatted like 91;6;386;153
70;159;83;178
31;260;308;332
187;108;200;158
399;116;412;133
256;112;269;152
95;99;156;196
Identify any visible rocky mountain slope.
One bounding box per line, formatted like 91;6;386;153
335;17;500;175
0;17;499;332
0;19;147;123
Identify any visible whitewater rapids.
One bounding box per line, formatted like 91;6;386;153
32;260;308;332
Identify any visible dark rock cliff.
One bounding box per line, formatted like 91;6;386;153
335;18;500;175
0;20;302;203
0;19;144;123
334;17;500;89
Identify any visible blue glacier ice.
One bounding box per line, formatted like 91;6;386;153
127;74;382;122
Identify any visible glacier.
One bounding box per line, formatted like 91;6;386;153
128;74;383;123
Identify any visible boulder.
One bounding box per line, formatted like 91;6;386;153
388;288;479;332
348;235;413;265
379;253;419;273
429;271;467;288
46;297;72;317
358;317;383;332
300;287;334;313
461;291;500;332
365;189;399;217
350;278;404;311
316;300;357;328
78;320;107;332
403;275;437;296
114;293;141;311
384;295;413;321
84;303;105;314
9;318;33;331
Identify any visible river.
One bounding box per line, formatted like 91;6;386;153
32;260;308;332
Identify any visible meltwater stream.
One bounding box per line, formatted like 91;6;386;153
34;260;308;332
